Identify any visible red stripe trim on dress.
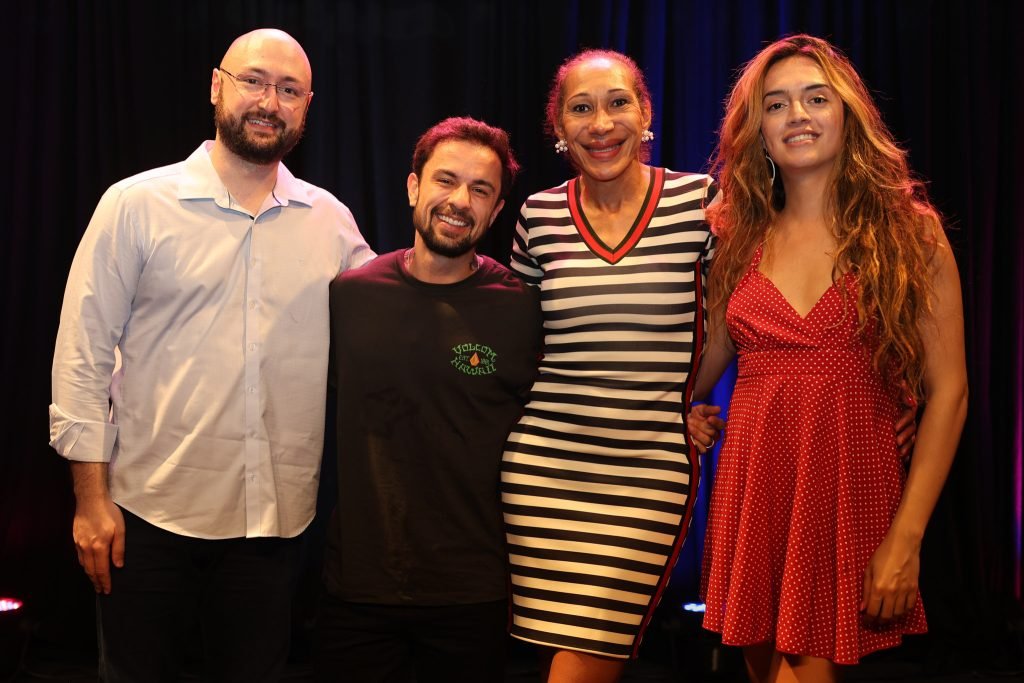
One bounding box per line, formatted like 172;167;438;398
630;252;706;659
567;167;665;265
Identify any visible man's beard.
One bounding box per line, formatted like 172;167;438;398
214;95;304;165
413;206;481;258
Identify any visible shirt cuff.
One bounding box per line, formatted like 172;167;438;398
48;403;118;462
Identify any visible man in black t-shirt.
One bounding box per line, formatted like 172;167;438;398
315;117;541;682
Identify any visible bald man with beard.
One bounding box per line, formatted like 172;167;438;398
49;29;373;681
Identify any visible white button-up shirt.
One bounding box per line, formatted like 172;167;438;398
49;141;374;539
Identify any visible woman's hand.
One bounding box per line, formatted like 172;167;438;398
860;528;921;627
687;404;726;454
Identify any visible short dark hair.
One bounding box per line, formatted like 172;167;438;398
411;117;520;199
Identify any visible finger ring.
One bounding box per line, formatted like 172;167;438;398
705;437;716;449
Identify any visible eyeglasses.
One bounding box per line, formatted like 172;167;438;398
217;67;312;106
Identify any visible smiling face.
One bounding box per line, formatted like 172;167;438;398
211;29;312;165
760;55;845;180
556;57;651;183
407;139;505;258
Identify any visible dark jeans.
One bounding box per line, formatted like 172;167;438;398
313;592;508;683
97;508;298;683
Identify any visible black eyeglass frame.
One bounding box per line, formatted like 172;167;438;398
217;67;313;104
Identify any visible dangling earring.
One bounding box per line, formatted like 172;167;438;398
554;139;568;154
765;150;776;185
641;129;655;143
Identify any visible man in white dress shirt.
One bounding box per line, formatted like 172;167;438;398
48;28;372;681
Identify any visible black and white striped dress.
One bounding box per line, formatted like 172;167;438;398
501;167;716;659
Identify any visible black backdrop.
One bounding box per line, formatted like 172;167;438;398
3;0;1022;671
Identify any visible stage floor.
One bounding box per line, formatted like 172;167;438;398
5;634;1022;682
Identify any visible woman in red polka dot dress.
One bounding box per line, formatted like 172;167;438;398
686;35;968;682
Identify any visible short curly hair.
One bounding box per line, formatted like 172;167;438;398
411;117;520;199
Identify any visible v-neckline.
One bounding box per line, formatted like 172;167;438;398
567;166;664;265
754;269;837;321
751;245;839;321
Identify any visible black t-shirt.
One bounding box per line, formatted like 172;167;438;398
324;250;542;604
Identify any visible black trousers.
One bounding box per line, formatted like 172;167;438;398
313;592;508;683
96;508;298;683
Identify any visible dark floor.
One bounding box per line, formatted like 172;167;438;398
4;617;1023;683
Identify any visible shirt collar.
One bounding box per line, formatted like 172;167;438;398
176;141;313;209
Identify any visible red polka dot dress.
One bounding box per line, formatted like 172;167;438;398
700;247;927;664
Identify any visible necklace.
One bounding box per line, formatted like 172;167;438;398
403;248;480;275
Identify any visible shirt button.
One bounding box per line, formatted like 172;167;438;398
249;300;258;310
247;386;256;394
248;343;257;352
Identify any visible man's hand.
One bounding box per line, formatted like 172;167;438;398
73;494;125;594
71;462;125;594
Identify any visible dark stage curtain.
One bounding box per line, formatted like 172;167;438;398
3;0;1021;671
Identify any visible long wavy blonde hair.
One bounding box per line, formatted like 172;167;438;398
708;34;942;399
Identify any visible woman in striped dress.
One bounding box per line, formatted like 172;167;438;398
500;49;716;682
